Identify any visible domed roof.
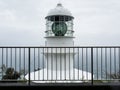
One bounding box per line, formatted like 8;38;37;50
47;3;72;17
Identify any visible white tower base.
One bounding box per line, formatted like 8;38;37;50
24;37;94;83
25;68;93;83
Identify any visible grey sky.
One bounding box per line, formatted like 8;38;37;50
0;0;120;46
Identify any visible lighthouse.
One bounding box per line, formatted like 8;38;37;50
44;3;75;81
25;3;93;83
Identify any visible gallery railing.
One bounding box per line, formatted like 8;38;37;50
0;46;120;85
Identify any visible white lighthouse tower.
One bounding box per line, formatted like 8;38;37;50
25;3;93;83
44;3;75;73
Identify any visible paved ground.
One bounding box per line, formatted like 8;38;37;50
0;82;120;86
0;82;120;90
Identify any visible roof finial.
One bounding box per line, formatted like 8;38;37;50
57;0;62;7
57;3;62;7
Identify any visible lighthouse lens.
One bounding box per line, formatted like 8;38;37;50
52;22;67;36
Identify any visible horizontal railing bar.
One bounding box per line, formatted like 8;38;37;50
30;80;91;81
0;46;120;48
0;80;25;81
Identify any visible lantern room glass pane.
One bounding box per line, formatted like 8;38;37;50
45;16;74;37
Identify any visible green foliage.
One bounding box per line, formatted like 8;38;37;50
107;71;120;82
0;65;27;83
2;67;20;80
93;80;104;83
109;73;120;79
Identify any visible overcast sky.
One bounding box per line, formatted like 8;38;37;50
0;0;120;46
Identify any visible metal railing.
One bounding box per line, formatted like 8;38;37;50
0;46;120;85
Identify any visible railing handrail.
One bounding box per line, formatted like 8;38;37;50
0;46;120;48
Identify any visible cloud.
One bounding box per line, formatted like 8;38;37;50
0;9;16;24
0;0;120;46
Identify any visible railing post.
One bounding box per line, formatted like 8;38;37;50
28;48;31;86
91;47;93;85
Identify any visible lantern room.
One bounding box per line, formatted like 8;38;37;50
45;3;74;37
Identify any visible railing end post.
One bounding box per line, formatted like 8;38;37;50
91;47;94;85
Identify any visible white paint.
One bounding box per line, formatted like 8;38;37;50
44;36;75;72
25;68;93;83
44;51;75;71
47;3;72;17
45;37;74;46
